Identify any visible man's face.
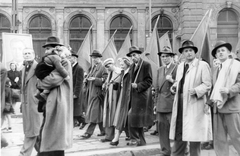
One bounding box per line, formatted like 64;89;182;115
161;54;172;65
45;46;55;54
91;57;101;65
130;53;141;64
12;41;25;61
22;49;35;61
216;46;230;62
182;48;196;62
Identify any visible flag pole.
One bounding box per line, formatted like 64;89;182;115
149;0;152;37
127;25;133;36
102;29;118;53
77;25;93;56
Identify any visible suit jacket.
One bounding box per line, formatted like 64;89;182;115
212;59;240;113
72;63;84;116
156;63;177;113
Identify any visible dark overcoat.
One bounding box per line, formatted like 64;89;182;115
85;63;107;123
72;63;84;116
113;68;131;130
128;59;153;127
7;70;21;89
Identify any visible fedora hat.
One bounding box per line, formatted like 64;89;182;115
179;40;198;53
42;36;63;48
158;46;175;56
126;46;142;57
211;41;232;58
90;50;102;58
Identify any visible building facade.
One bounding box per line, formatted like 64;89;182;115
0;0;240;62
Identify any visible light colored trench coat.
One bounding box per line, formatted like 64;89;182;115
21;60;42;137
103;67;122;127
169;58;212;142
38;59;73;152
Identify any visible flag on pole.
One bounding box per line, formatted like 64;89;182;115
190;9;213;66
77;25;92;72
159;31;172;52
145;16;160;66
141;54;159;88
102;30;118;61
115;26;132;67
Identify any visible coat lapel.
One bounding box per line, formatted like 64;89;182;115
158;63;175;91
25;61;37;85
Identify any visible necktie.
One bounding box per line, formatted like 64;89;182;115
216;64;222;78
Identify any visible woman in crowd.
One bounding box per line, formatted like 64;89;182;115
110;57;131;146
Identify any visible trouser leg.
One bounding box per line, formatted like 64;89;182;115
213;113;229;156
19;136;37;156
224;113;240;155
189;142;201;156
138;127;146;146
85;123;96;135
105;126;115;140
171;140;187;156
157;113;171;155
98;122;105;134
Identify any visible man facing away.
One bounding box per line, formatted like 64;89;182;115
169;40;212;156
155;46;177;156
210;41;240;156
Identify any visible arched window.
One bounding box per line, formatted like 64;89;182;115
0;14;11;61
69;15;91;53
152;15;173;46
110;15;132;52
29;14;52;62
217;9;238;52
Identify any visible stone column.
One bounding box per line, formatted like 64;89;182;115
137;6;146;50
55;7;64;44
17;8;23;33
96;6;105;52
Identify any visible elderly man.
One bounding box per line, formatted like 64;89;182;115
169;40;212;156
126;46;153;146
19;48;42;156
81;50;107;139
155;46;177;156
210;41;240;156
100;58;122;143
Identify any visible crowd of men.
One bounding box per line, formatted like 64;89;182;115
1;35;240;156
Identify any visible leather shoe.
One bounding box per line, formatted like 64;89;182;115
81;133;91;139
125;137;130;141
97;133;105;136
100;138;111;142
126;141;138;146
79;123;87;129
150;131;158;135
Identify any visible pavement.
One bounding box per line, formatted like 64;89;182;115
1;103;238;156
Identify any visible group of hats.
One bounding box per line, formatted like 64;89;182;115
43;36;232;60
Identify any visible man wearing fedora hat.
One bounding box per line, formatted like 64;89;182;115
37;36;73;156
126;46;153;146
210;41;240;156
155;46;177;156
81;50;107;139
68;52;86;129
169;40;212;156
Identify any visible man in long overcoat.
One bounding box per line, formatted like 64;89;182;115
101;58;122;142
126;46;153;146
210;41;240;156
19;48;42;156
81;50;107;139
169;40;212;156
155;46;177;156
38;37;73;156
69;53;85;128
